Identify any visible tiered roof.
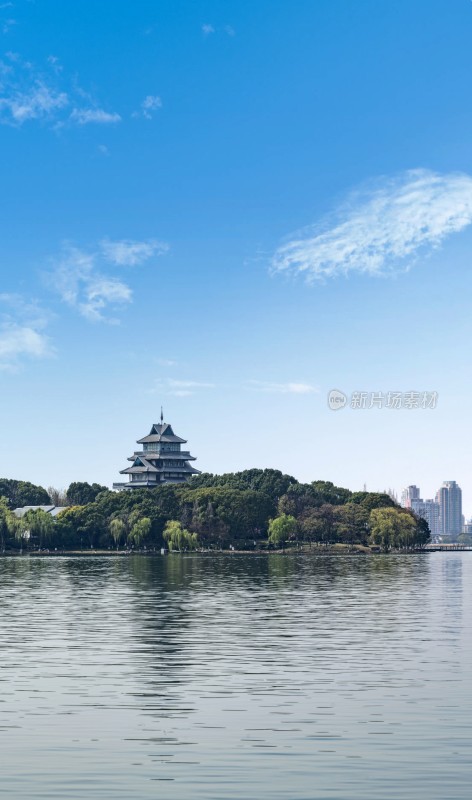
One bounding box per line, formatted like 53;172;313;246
113;417;200;490
137;423;187;445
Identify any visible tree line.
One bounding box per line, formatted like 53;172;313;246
0;470;430;552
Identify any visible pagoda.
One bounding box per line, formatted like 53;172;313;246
113;411;200;491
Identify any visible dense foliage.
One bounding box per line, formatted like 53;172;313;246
66;481;109;506
0;479;51;508
0;470;430;552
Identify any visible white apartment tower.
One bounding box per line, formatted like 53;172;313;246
436;481;463;537
401;485;421;509
411;497;441;538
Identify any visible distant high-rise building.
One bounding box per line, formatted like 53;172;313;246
411;497;440;538
401;485;421;508
463;519;472;536
436;481;463;537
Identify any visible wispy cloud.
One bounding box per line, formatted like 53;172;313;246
70;107;121;125
134;94;162;119
47;54;63;74
47;245;132;323
271;169;472;282
0;294;54;371
2;17;16;35
0;52;121;128
153;378;215;397
46;237;168;322
156;358;177;367
0;81;68;123
0;326;51;370
201;23;235;36
100;238;168;266
247;380;317;394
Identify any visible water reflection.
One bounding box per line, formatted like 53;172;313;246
0;553;470;799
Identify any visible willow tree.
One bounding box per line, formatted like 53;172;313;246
0;497;18;551
268;514;298;549
128;517;152;548
163;520;198;552
109;517;127;550
22;509;55;549
368;507;418;551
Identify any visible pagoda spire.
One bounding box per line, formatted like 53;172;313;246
160;406;164;424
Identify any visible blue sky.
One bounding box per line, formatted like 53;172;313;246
1;0;472;514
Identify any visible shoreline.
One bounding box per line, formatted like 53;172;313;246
0;545;437;557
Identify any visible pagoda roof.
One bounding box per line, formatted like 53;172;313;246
121;456;159;474
127;451;196;462
137;422;186;445
121;461;200;475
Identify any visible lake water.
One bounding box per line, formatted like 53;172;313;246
0;553;470;799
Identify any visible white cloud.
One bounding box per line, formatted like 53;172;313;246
248;380;317;394
152;378;215;396
0;295;54;370
2;17;16;35
47;237;168;322
0;325;51;364
70;107;121;125
132;95;162;120
271;169;472;282
0;81;68;124
79;276;132;322
100;238;168;266
0;53;121;129
156;358;177;367
202;23;235;37
168;380;215;389
47;55;62;74
48;245;132;323
141;94;162;119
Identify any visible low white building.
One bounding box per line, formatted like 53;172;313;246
13;505;67;519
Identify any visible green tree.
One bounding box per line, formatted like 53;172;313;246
128;517;152;548
22;509;55;549
268;514;298;549
54;504;106;549
0;497;18;550
350;491;396;513
109;517;127;549
181;487;275;547
413;515;431;547
67;481;109;506
369;507;418;551
190;469;297;503
311;481;352;506
333;503;369;544
0;479;50;508
278;483;321;517
299;508;329;546
163;520;198;551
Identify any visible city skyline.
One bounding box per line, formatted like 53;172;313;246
401;480;465;536
1;1;471;514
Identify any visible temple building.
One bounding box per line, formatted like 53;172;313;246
113;412;200;491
